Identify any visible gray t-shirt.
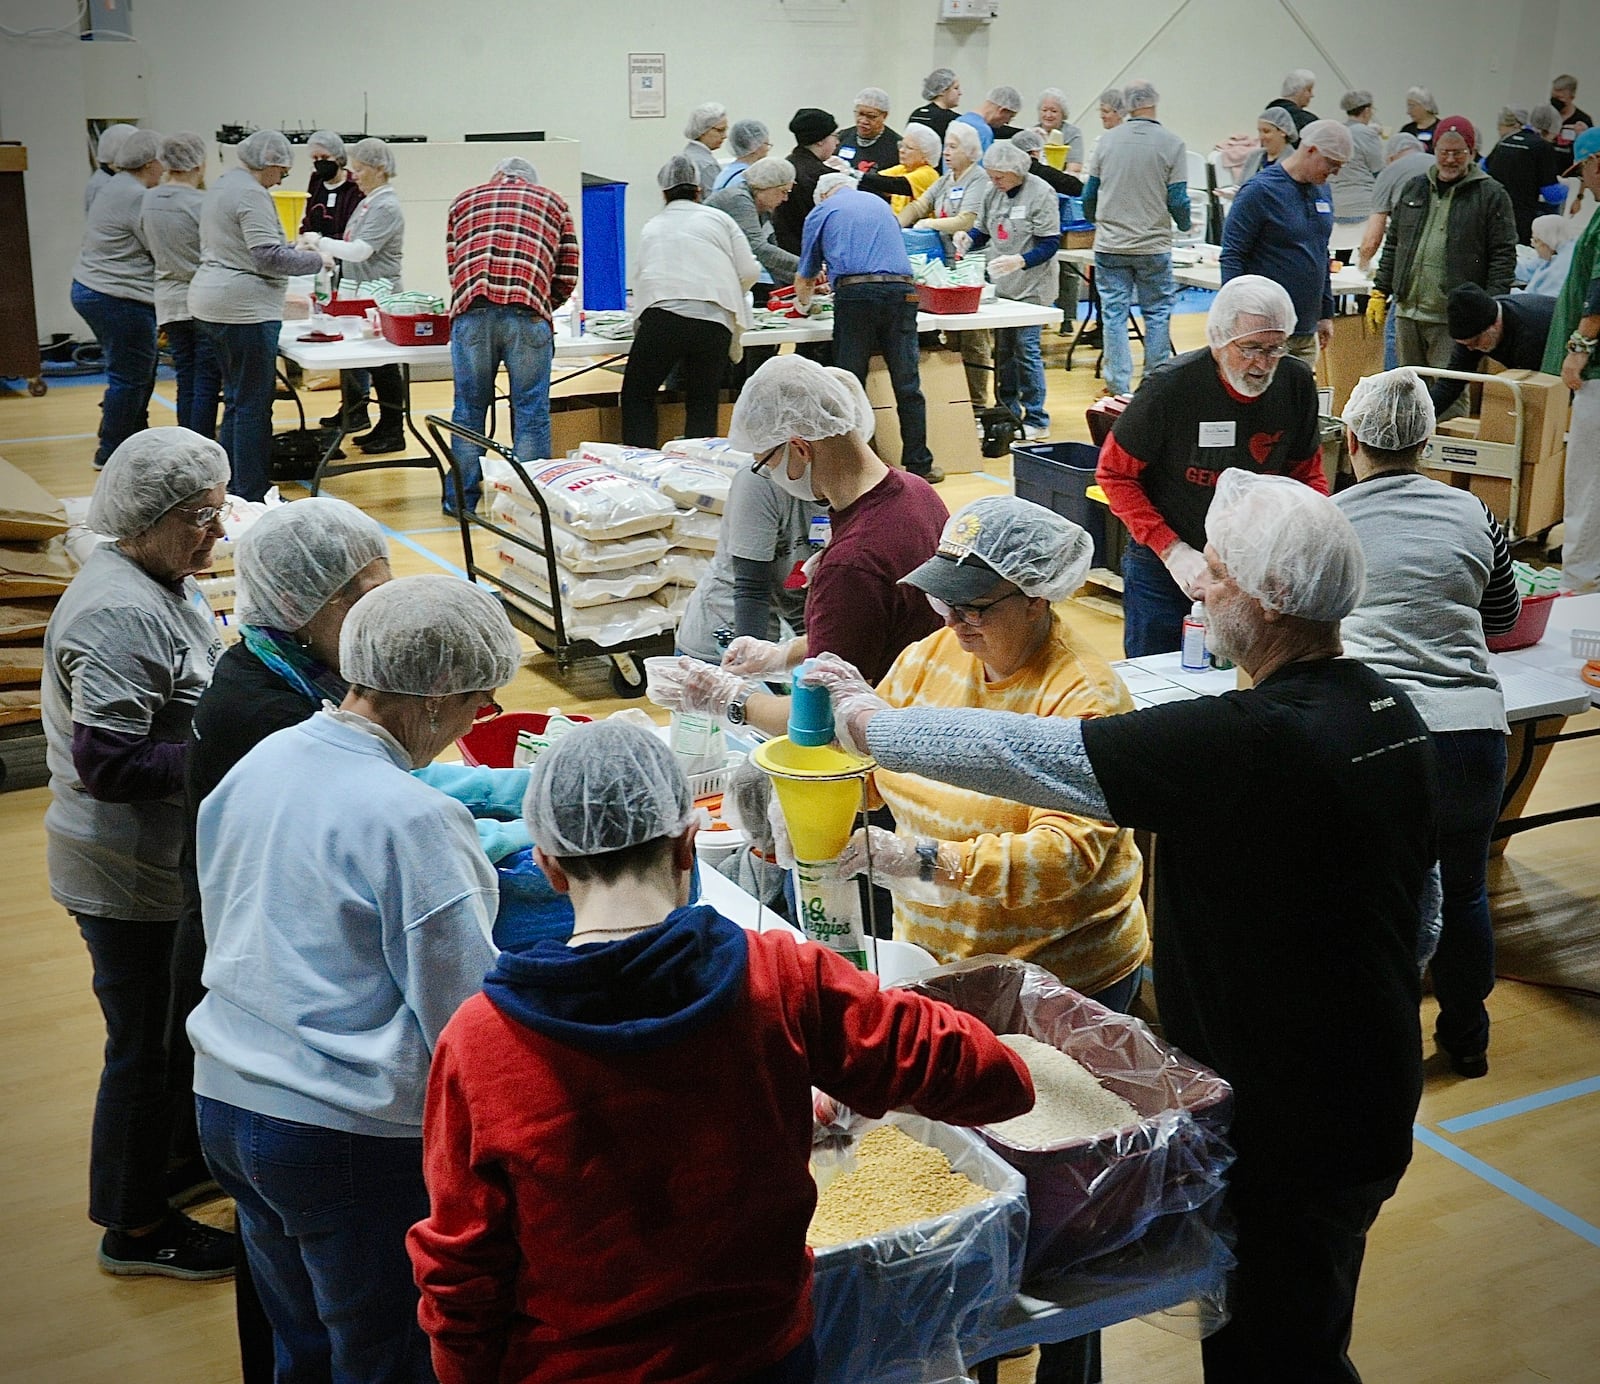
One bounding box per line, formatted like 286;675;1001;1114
141;182;206;325
189;168;296;323
72;171;155;304
1372;151;1435;215
975;173;1063;305
1330;121;1386;223
43;543;223;921
1090;118;1187;255
336;183;405;289
676;467;825;662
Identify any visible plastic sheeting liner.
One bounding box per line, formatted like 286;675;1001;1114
481;454;675;540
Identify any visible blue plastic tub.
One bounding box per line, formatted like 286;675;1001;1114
902;226;946;263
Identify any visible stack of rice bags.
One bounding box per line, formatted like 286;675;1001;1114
0;456;76;727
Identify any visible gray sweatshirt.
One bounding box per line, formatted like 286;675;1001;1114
705;182;799;284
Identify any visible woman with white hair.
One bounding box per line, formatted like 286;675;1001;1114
299;129;363;239
1031;87;1085;173
1083;87;1128;177
71;126;165;469
190;131;332;502
706;155;801;288
1521;212;1580;296
712;118;771;192
836;86;900;172
42;428;236;1282
1401;85;1441;149
857;122;942;211
681;102;730;196
1267;67;1318;132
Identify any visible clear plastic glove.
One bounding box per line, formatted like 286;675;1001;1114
914;218;938;231
795;652;889;755
297;232;322;250
318;250;338;271
823;155;850;172
721;636;795;678
811;1091;870;1153
952;230;973;256
837;828;964;906
644;655;745;717
987;253;1026;279
1161;541;1208;598
766;793;796;870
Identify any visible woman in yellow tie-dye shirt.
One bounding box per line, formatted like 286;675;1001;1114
839;496;1149;1007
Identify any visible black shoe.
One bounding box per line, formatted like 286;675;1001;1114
1436;1034;1489;1079
99;1212;235;1281
910;465;945;484
164;1160;221;1211
354;426;406;454
319;410;371;432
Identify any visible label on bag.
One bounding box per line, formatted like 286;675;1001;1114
413;321;435;337
1198;420;1235;447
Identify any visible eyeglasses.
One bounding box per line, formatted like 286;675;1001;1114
750;442;790;475
173;498;234;529
1229;340;1289;362
472;698;503;723
927;590;1025;625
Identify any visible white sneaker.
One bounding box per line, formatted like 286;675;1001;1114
1022;423;1050;441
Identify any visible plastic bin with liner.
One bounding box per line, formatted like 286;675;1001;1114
898;957;1235;1294
809;1114;1028;1384
424;415;676;698
1011;439;1124;575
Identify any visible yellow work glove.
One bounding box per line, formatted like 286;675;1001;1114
1364;290;1387;334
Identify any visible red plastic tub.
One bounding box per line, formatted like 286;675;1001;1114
323;297;376;317
1487;591;1558;652
456;710;591;768
379;309;452;346
916;283;983;315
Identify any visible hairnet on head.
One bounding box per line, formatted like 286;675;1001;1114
684;102;728;140
159;132;208;173
986;85;1024;114
855;87;891;114
1122;79;1160;110
1532;213;1578;250
658;154;702;190
308;131;346;161
115;129;163;171
88;427;230;538
922;68;958;101
339;575;520;696
1406;86;1438;114
1342;368;1435;453
1206;274;1295;347
721;755;774;846
900;123;942;163
1205;470;1365;622
1340;90;1373;115
235;497;390;631
1529;104;1562;137
1257;107;1299;142
729;355;872;451
1281;68;1316;98
727;119;769;158
1498;106;1529;130
912;495;1093;601
744;155;796;190
1300;119;1354;161
494;156;539;183
1011;130;1045;155
983;141;1031;176
1385;132;1423;159
349;137;396;176
1098;87;1128;115
237;130;293;170
523;720;694;858
1037;88;1068;116
945;121;983;159
820;366;875;441
95;124;136;164
814;171;853;201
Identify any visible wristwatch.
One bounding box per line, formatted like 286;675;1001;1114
725;688;752;727
915;839;941;884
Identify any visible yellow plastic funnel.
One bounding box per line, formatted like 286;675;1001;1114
751;737;874;862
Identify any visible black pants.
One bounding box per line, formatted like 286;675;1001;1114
1200;1174;1400;1383
620;307;730;446
831;281;932;473
341;364;405;423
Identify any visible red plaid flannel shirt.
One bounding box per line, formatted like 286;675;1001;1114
445;178;580;319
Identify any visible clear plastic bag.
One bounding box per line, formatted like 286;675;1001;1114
898;957;1235;1289
809;1114;1027;1384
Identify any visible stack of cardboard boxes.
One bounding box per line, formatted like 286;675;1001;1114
0;456;72;756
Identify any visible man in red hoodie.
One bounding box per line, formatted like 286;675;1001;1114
407;720;1033;1384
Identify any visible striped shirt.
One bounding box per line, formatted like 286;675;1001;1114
445;178;579;319
873;616;1149;996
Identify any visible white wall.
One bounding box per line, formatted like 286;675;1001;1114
5;0;1600;338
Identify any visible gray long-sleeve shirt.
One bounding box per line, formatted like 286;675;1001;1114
705;182;799;284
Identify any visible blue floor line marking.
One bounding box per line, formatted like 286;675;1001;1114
402;525;462;536
150;391;177;413
1412;1124;1600;1249
0;432;97;446
377;521;469;579
1438;1075;1600;1134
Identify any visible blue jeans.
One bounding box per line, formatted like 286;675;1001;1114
71;280;158;466
1383;298;1398;370
163;318;222;439
995;324;1048;429
1094;252;1175;395
199;318;280;502
1119;540;1191;657
449;304;554;511
197;1097;433;1384
831;281;932;473
1428;728;1508;1058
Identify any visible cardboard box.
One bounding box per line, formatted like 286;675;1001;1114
1316;314;1385;414
864;347;983;474
1423;446;1565;536
1471;367;1569;466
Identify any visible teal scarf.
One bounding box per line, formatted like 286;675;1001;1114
239;624;348;706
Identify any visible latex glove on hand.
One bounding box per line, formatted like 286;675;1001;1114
1364;289;1387;333
1161;541;1208;597
837;826;963;885
913;218;938;231
811;1091;870;1156
319;250;338;271
986;254;1026;279
297;232;322;250
795;652;889;755
721;636;794;678
952;230;973;257
644;655;745;718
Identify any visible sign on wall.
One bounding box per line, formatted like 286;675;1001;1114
628;53;666;119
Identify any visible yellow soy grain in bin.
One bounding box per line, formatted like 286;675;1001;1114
271;188;309;242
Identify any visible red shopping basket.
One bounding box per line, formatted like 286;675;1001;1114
1486;591;1558;652
379;310;452;346
323;297;376;317
456;710;592;768
915;283;983;315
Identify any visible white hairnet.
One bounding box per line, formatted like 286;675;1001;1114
1281;68;1316;98
728;119;769;158
349;137;395;176
1207;274;1296;347
1385;132;1423;159
1340;90;1374;115
983;140;1031;176
945;121;983;159
684;102;728;140
1098;87;1128;114
855;87;891;114
1342;368;1436;452
744;155;796;190
986;85;1023;114
308;131;346;161
115;129;163;171
1122;79;1160;110
933;496;1093;600
1497;106;1528;130
495;156;539;183
159;131;207;173
1300;119;1354;161
339;574;521;696
1406;86;1438;114
814;171;853;201
523;719;695;857
1011;130;1045;155
1529;103;1562;137
1258;107;1299;142
235;497;390;631
922;68;958;101
237;130;293;170
95;124;136;164
900;123;942;163
1037;88;1068;116
1532;213;1578;250
1205;470;1366;622
658;154;701;189
87;427;230;538
729;355;873;451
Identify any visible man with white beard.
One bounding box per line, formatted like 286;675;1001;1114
1096;275;1328;655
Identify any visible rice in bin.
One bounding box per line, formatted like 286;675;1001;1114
984;1033;1140;1148
807;1125;989;1248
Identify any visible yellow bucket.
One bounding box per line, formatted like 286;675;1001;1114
270;188;309;242
751;737;874;863
1042;143;1069;171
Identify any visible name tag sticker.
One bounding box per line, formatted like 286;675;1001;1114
1009;207;1027;219
1315;200;1332;213
809;515;832;547
839;146;856;160
1198;421;1236;447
